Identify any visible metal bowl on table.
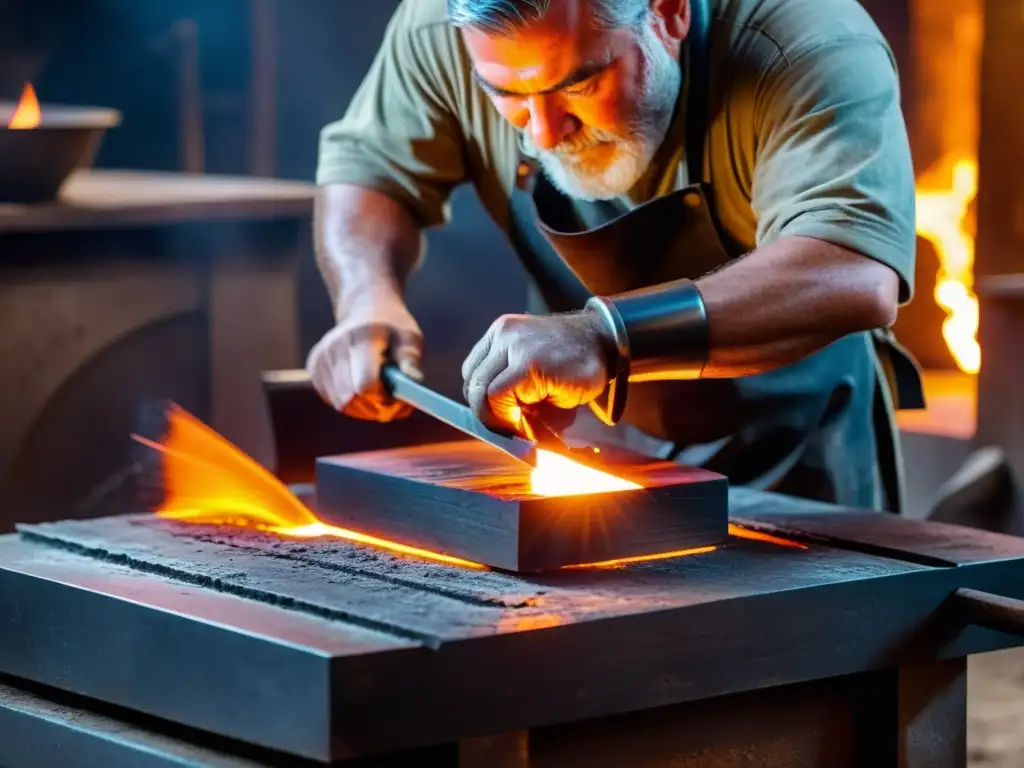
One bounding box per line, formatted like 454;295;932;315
0;100;121;204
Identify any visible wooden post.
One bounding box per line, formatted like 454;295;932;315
172;18;205;174
896;659;967;768
975;0;1024;278
249;0;277;177
976;277;1024;496
962;0;1024;526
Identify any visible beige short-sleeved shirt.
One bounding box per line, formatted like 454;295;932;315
317;0;917;302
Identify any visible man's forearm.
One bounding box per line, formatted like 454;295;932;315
314;183;424;319
590;235;901;383
697;236;899;377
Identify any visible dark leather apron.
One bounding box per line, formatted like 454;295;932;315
504;0;924;512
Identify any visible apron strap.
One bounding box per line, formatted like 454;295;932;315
872;350;907;514
871;328;927;411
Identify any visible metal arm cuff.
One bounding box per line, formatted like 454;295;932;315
584;279;710;425
583;296;631;426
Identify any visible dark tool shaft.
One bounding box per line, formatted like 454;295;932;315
954;587;1024;638
379;365;538;466
260;368;539;467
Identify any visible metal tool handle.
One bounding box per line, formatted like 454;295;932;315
954;588;1024;638
380;364;432;405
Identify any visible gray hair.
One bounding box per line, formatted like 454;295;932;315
447;0;650;34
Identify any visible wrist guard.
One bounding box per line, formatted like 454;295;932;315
584;278;710;425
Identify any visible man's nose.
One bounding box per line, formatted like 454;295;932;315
527;95;575;151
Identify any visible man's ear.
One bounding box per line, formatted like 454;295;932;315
650;0;691;44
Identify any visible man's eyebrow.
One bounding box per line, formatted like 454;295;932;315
473;61;611;97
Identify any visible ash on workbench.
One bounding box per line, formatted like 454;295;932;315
13;505;838;651
149;515;547;604
17;514;555;648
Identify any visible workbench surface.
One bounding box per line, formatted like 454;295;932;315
3;487;1024;763
0;169;314;233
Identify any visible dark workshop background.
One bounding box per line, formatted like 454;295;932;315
3;0;988;533
0;0;933;385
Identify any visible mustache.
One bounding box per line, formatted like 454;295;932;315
523;126;621;158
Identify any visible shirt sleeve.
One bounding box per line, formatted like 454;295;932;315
752;36;917;303
316;4;468;229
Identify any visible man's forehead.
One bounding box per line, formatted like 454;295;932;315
460;0;613;94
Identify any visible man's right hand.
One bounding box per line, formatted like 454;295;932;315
306;289;423;421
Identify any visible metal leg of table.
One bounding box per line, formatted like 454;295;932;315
0;677;460;768
454;661;969;768
895;658;967;768
0;679;264;768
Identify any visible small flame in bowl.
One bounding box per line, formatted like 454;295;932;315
9;83;41;130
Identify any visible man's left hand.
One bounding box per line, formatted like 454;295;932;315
461;309;611;432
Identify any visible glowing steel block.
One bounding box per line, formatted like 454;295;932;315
315;440;728;573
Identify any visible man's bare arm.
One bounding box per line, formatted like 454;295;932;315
307;183;427;420
696;236;899;378
314;183;424;317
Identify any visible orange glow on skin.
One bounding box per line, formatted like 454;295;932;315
9;83;40;129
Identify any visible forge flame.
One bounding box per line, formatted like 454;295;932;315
915;154;980;374
132;405;486;568
8;83;40;130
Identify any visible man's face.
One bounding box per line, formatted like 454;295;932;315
461;0;685;201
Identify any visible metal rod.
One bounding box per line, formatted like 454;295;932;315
954;587;1024;638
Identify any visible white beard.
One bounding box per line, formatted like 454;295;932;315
522;28;682;201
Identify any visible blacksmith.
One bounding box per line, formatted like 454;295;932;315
307;0;924;512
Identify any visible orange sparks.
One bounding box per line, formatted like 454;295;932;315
8;83;40;129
